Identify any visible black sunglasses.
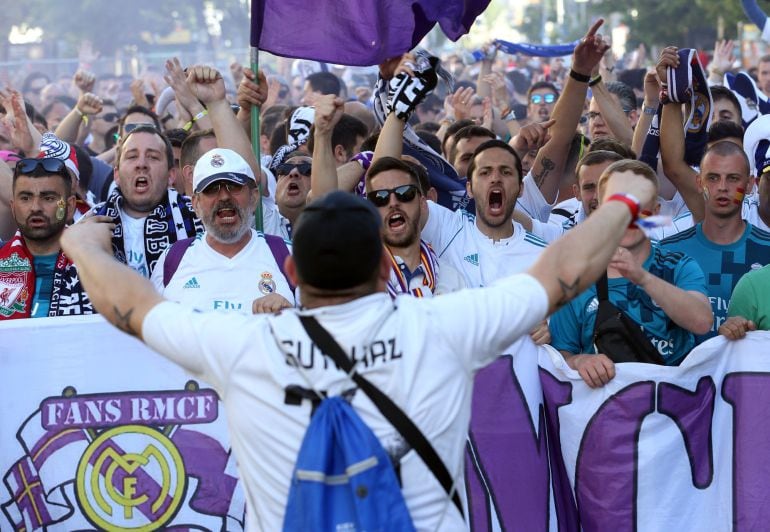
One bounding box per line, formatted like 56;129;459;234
366;184;420;207
14;157;68;177
276;162;312;176
99;112;120;123
200;181;246;196
530;93;556;105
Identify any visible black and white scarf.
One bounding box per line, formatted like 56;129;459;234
92;188;202;276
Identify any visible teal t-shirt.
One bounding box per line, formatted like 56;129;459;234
660;223;770;342
550;242;708;365
31;254;58;318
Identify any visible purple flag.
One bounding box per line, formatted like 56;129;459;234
250;0;491;66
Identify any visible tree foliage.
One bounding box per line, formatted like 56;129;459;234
588;0;747;50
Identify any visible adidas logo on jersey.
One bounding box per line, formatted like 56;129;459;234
183;277;200;289
464;253;479;266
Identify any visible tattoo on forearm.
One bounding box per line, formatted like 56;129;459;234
555;276;580;308
533;157;555;187
113;306;137;336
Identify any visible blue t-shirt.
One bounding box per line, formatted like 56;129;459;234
31;254;58;318
660;222;770;342
550;242;708;365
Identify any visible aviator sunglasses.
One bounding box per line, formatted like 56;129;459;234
366;184;420;207
530;93;556;105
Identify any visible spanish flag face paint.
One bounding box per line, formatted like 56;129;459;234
733;187;746;205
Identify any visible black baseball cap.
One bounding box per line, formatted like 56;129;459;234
292;191;383;290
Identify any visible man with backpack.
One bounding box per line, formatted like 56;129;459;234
151;147;294;314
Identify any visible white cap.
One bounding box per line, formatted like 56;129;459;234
193;148;256;193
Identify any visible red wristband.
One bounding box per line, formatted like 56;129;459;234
606;193;640;226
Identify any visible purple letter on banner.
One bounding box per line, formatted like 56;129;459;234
539;368;580;532
466;355;550;531
657;377;716;489
722;372;770;531
575;382;656;532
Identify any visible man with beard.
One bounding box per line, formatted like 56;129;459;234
366;156;464;297
91;124;201;277
151;148;294;314
0;156;93;319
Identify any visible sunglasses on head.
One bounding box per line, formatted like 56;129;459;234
14;157;68;177
200;181;246;196
99;112;120;123
366;184;420;207
530;93;556;105
124;122;158;134
276;162;312;176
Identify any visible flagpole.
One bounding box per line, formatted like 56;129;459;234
250;45;264;232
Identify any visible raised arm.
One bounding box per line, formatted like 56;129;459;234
528;171;657;314
530;19;610;202
310;95;344;197
631;71;660;156
61;218;163;339
185;64;262;180
656;47;705;221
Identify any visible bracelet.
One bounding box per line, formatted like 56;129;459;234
192;109;208;122
569;69;591;83
182;120;194;132
606;193;641;226
643;105;658;116
74;107;89;125
588;74;602;87
501;108;517;122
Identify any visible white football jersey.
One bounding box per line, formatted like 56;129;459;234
151;229;294;313
142;273;549;531
422;202;548;287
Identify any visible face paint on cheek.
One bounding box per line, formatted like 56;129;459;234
56;199;66;221
734;187;746;205
703;187;710;201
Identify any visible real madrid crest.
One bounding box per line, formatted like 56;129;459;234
210;154;225;168
258;272;276;295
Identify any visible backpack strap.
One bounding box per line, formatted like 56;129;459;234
163;237;195;287
595;271;609;302
298;315;464;517
265;234;295;292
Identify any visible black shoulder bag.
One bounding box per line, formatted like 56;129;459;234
592;273;665;365
298;315;464;516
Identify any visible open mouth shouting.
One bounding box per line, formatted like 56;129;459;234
134;175;151;194
215;203;240;224
487;188;505;217
386;210;407;233
286;181;301;197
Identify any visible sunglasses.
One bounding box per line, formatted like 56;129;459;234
200;181;246;196
99;112;120;123
14;157;68;177
276;162;312;176
124;122;158;134
366;184;420;207
530;93;556;105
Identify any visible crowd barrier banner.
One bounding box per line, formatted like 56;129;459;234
1;315;245;531
467;332;770;531
4;316;770;531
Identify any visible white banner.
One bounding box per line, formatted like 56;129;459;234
4;317;770;531
0;315;245;531
467;332;770;531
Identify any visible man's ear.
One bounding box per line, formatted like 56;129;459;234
333;144;347;165
466;178;474;198
285;255;299;287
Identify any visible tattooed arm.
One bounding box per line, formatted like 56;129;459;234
528;19;609;203
527;170;656;315
60;217;163;339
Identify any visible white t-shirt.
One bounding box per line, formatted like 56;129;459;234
142;273;549;531
119;207;149;277
518;171;558;223
422;202;547;287
262;195;293;241
151;229;295;313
